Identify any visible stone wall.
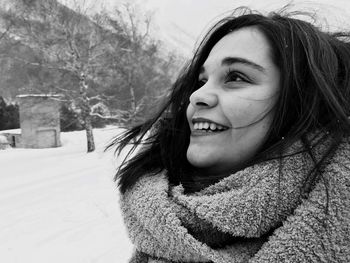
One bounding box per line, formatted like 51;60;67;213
17;95;61;148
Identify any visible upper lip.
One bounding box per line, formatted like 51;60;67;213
191;117;230;128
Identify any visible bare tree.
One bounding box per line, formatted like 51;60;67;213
0;0;117;152
0;0;181;151
104;3;179;124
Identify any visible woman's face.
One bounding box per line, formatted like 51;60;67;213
186;26;280;176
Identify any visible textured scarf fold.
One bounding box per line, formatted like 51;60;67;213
120;136;350;263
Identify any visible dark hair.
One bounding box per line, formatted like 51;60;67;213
108;8;350;194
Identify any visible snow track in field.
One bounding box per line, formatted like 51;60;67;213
0;127;133;263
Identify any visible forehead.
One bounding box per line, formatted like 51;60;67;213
203;27;273;70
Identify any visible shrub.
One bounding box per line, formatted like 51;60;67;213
0;97;20;131
59;103;83;132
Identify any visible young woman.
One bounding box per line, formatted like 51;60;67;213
109;8;350;263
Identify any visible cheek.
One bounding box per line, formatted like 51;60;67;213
224;99;257;128
186;105;194;123
224;94;275;129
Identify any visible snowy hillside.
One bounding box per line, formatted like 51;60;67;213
0;127;133;263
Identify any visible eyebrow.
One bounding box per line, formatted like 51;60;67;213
200;56;266;74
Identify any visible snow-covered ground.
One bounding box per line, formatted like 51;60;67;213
0;127;133;263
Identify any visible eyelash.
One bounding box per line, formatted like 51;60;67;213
225;69;248;83
197;70;249;87
198;79;206;87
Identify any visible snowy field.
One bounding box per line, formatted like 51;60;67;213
0;127;133;263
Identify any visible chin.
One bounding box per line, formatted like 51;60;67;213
186;150;216;169
187;149;237;176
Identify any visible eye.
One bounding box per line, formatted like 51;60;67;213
197;78;207;88
225;70;249;83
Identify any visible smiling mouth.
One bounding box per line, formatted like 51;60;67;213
191;118;230;134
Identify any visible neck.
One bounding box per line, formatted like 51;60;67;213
181;169;231;193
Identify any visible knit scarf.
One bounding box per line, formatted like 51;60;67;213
120;135;350;263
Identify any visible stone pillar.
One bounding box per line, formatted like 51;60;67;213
17;94;62;148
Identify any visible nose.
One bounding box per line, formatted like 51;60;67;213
189;82;218;109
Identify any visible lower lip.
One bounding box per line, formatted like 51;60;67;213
190;129;228;137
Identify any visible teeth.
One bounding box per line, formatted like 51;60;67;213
193;121;227;131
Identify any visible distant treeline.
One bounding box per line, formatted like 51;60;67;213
59;102;112;131
0;96;110;131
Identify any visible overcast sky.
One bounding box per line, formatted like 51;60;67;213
60;0;350;54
